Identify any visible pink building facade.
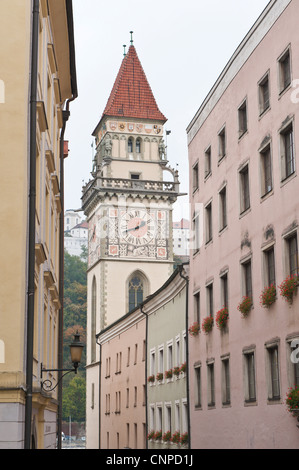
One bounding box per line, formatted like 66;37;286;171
187;0;299;448
96;311;146;449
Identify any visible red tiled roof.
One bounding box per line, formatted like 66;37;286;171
101;45;167;123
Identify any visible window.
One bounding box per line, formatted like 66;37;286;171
193;291;200;324
260;144;272;196
158;346;164;374
239;164;250;213
242;259;252;300
207;362;215;407
127;347;130;366
192;162;199;193
136;138;141;153
264;246;276;286
244;350;256;402
218;126;226;160
128;274;144;311
286;232;298;276
258;72;270;115
165;404;172;433
130;173;140;180
238;99;248;138
278;47;291;93
194;366;201;408
220;272;228;309
126;388;129;408
205;146;211;178
219;185;227;231
205;201;212;243
134;343;138;364
206;282;213;317
167;342;173;371
280;122;295;181
175;336;180;366
156;405;162;431
266;343;280;400
128;137;133;153
192;209;200;253
222;357;230;405
150;349;156;376
134;386;137;407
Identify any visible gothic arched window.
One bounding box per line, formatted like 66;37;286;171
128;137;133;153
136;138;141;153
128;276;144;311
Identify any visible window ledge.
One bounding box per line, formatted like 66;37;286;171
260;189;274;203
258;105;271;120
239;207;251;219
280;171;296;188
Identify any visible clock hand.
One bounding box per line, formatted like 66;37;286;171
125;220;146;233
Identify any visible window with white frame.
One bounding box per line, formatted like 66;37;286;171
284;231;298;277
258;71;270;115
219;185;227;231
241;258;252;300
265;341;280;401
238;98;248;138
167;341;173;371
221;356;230;405
150;349;156;376
205;146;212;178
260;143;273;196
175;401;180;431
243;348;256;403
175;336;180;367
192;209;200;253
278;46;291;94
149;404;155;431
182;399;188;433
280;120;295;181
158;346;164;374
165;403;172;433
193;290;200;324
239;163;250;213
218;125;226;160
194;365;201;408
207;361;215;407
156;405;162;431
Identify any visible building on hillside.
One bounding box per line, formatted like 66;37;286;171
146;265;189;449
187;0;299;449
65;209;82;231
0;0;77;449
82;35;184;448
172;218;190;257
64;220;88;258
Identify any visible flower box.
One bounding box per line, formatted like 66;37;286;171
285;385;299;414
180;362;186;374
171;431;181;444
162;431;171;442
279;275;298;304
165;369;173;379
202;316;214;334
147;375;155;383
153;430;162;441
260;284;276;308
188;322;200;337
215;307;229;330
238;296;252;317
180;432;188;445
173;366;180;377
147;430;155;440
156;372;163;382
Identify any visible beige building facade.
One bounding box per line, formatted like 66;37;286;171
187;0;299;449
0;0;77;448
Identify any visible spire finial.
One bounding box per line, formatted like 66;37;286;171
123;44;127;57
130;31;133;45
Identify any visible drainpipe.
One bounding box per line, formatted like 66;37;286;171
57;0;78;450
179;263;191;449
96;335;102;449
24;0;39;450
140;306;148;450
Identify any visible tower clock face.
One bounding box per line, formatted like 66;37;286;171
120;209;156;245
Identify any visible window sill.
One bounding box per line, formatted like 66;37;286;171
239;207;251;219
278;82;292;100
238;129;248;141
267;397;282;405
204;172;212;182
244;399;257;407
280;171;296;188
219;225;228;236
258;105;271;120
260;189;273;202
217;155;226;166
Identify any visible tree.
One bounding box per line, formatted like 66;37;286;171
62;376;86;422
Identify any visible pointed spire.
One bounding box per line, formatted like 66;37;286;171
123;44;127;57
130;31;134;45
100;42;167;123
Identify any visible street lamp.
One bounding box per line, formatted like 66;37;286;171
41;331;84;392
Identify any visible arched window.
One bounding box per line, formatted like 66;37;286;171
136;138;141;153
91;276;97;362
129;276;143;311
128;137;133;153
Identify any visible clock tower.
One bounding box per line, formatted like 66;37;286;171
82;41;182;436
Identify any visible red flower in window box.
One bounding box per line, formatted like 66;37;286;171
188;322;200;337
279;275;298;304
260;284;276;308
215;307;229;329
202;316;214;334
238;296;252;317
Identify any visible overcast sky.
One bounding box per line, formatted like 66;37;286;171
64;0;270;220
